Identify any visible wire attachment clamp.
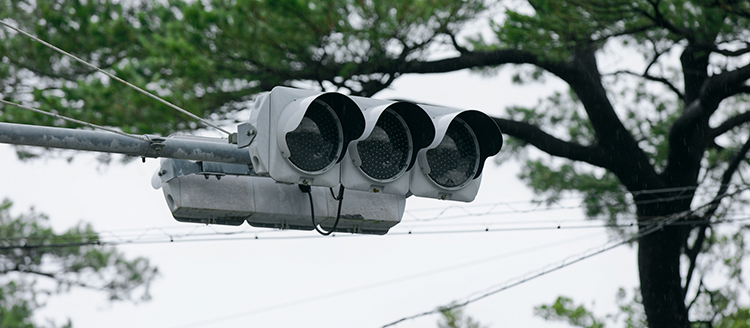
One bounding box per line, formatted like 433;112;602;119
299;184;346;236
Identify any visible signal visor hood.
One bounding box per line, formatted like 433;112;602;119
455;110;503;179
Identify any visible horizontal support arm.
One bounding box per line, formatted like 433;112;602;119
0;122;252;165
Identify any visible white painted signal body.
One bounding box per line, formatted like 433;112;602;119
340;99;435;195
246;87;365;187
151;88;503;236
244;86;502;201
410;105;503;202
152;159;406;235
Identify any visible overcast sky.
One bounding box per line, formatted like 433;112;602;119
0;65;644;328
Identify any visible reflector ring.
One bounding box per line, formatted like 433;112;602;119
425;118;480;189
285;99;343;173
356;108;412;181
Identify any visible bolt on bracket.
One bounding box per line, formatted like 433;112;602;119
145;134;167;154
236;123;256;149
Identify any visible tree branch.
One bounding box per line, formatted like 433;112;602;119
683;223;707;298
711;111;750;138
565;48;661;190
388;48;574;82
355;73;398;97
4;267;105;291
607;70;685;100
700;62;750;110
703;135;750;219
444;28;469;55
493;117;609;168
661;58;750;185
591;23;657;42
679;138;750;301
686;278;704;312
709;43;750;57
643;39;664;74
639;0;695;40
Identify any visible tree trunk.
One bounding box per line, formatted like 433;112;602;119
638;218;690;328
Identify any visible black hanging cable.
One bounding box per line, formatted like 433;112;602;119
330;187;343;200
299;184;345;236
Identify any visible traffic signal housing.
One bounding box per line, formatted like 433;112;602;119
340;100;435;195
409;105;503;201
151;87;503;236
152;159;406;235
244;87;365;187
240;86;502;202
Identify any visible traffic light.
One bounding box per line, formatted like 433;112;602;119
339;100;435;195
243;87;366;187
151;87;502;236
240;86;502;202
409;105;503;202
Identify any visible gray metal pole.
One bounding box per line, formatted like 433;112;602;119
0;122;252;165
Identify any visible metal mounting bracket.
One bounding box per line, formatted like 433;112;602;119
155;158;255;186
236;123;256;149
145;134;167;154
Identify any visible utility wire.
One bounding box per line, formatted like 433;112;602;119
1;184;747;248
5;211;750;249
0;183;740;246
0;99;149;142
404;184;739;222
0;19;232;135
379;187;749;327
0;222;623;250
6;215;750;250
163;188;748;328
0;225;587;250
405;183;742;215
381;239;629;327
168;232;605;328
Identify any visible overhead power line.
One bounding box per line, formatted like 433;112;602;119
155;188;748;327
0;19;231;135
0;225;598;250
381;238;628;327
0;183;743;248
404;184;742;222
408;183;743;213
0;219;717;250
4;213;750;250
379;187;749;327
168;232;606;328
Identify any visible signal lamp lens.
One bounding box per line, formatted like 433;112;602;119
285;99;343;173
426;118;479;188
356;109;412;181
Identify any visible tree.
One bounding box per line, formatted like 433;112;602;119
437;305;487;328
534;296;606;328
0;199;158;327
1;0;750;327
534;290;648;328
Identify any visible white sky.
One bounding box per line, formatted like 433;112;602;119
1;68;641;328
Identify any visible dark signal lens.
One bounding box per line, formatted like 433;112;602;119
285;99;343;173
425;118;479;188
356;109;412;181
